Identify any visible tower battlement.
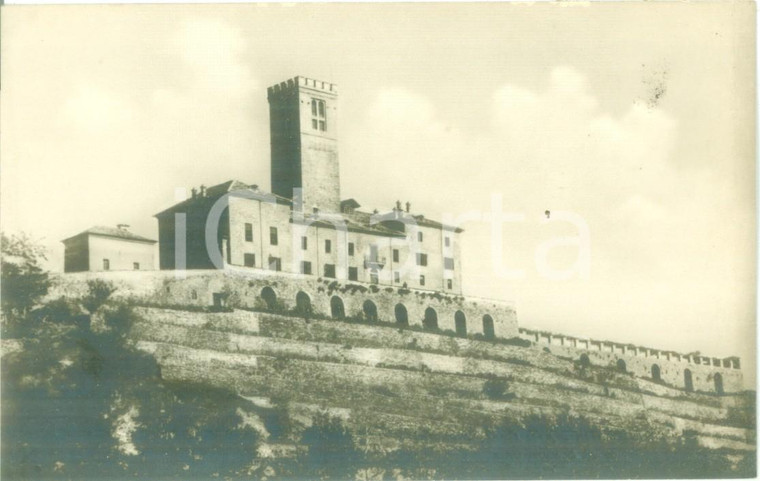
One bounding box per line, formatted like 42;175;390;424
267;76;338;98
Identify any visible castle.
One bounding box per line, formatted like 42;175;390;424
61;75;744;395
154;77;462;295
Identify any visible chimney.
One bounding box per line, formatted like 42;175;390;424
117;224;130;231
191;187;198;199
199;185;206;197
405;201;411;213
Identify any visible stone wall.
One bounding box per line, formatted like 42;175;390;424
49;269;517;339
519;328;743;394
47;269;744;394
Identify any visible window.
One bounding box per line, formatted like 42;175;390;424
444;257;455;270
103;259;110;271
301;236;308;250
447;279;453;289
244;253;256;267
325;239;331;253
311;98;326;131
348;266;358;281
191;290;198;300
370;269;379;284
417;232;423;242
348;242;355;256
133;262;140;270
268;256;282;271
416;253;428;266
392;249;399;262
300;261;312;275
394;271;400;283
445;237;451;247
270;227;278;245
419;274;425;286
245;223;253;242
324;264;336;278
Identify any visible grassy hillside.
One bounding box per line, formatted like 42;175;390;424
2;287;755;479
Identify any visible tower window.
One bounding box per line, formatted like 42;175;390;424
325;239;331;254
348;242;355;256
416;253;428;266
444;257;455;270
133;262;140;270
445;237;451;247
419;275;425;286
301;236;308;250
417;232;423;242
311;98;326;131
245;223;253;242
447;279;453;289
394;271;400;283
393;249;399;262
103;259;110;271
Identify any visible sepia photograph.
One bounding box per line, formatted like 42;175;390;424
0;2;756;479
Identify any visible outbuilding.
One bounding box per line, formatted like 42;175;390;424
62;224;156;272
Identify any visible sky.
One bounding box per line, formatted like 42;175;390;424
1;3;756;382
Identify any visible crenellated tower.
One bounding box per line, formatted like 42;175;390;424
267;76;340;212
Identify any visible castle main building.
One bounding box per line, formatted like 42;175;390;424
155;76;463;293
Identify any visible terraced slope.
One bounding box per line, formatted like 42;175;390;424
130;307;755;459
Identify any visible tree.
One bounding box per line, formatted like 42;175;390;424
2;302;261;479
81;279;116;314
1;232;50;324
296;411;362;479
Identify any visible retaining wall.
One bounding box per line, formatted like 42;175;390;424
49;269;518;339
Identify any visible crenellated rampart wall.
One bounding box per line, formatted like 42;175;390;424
519;328;742;394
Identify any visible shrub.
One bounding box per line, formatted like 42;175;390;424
102;303;137;335
82;279;116;313
297;411;361;479
482;378;511;400
500;337;532;348
31;296;81;324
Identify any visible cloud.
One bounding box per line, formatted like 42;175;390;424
347;66;751;366
342;88;471;213
490;66;677;213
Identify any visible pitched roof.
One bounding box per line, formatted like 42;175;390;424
62;226;156;244
340;198;361;210
205;180;251;197
154;180;462;234
154;180;292;217
293;211;407;238
413;215;464;233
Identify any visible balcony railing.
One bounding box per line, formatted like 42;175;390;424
363;255;386;269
